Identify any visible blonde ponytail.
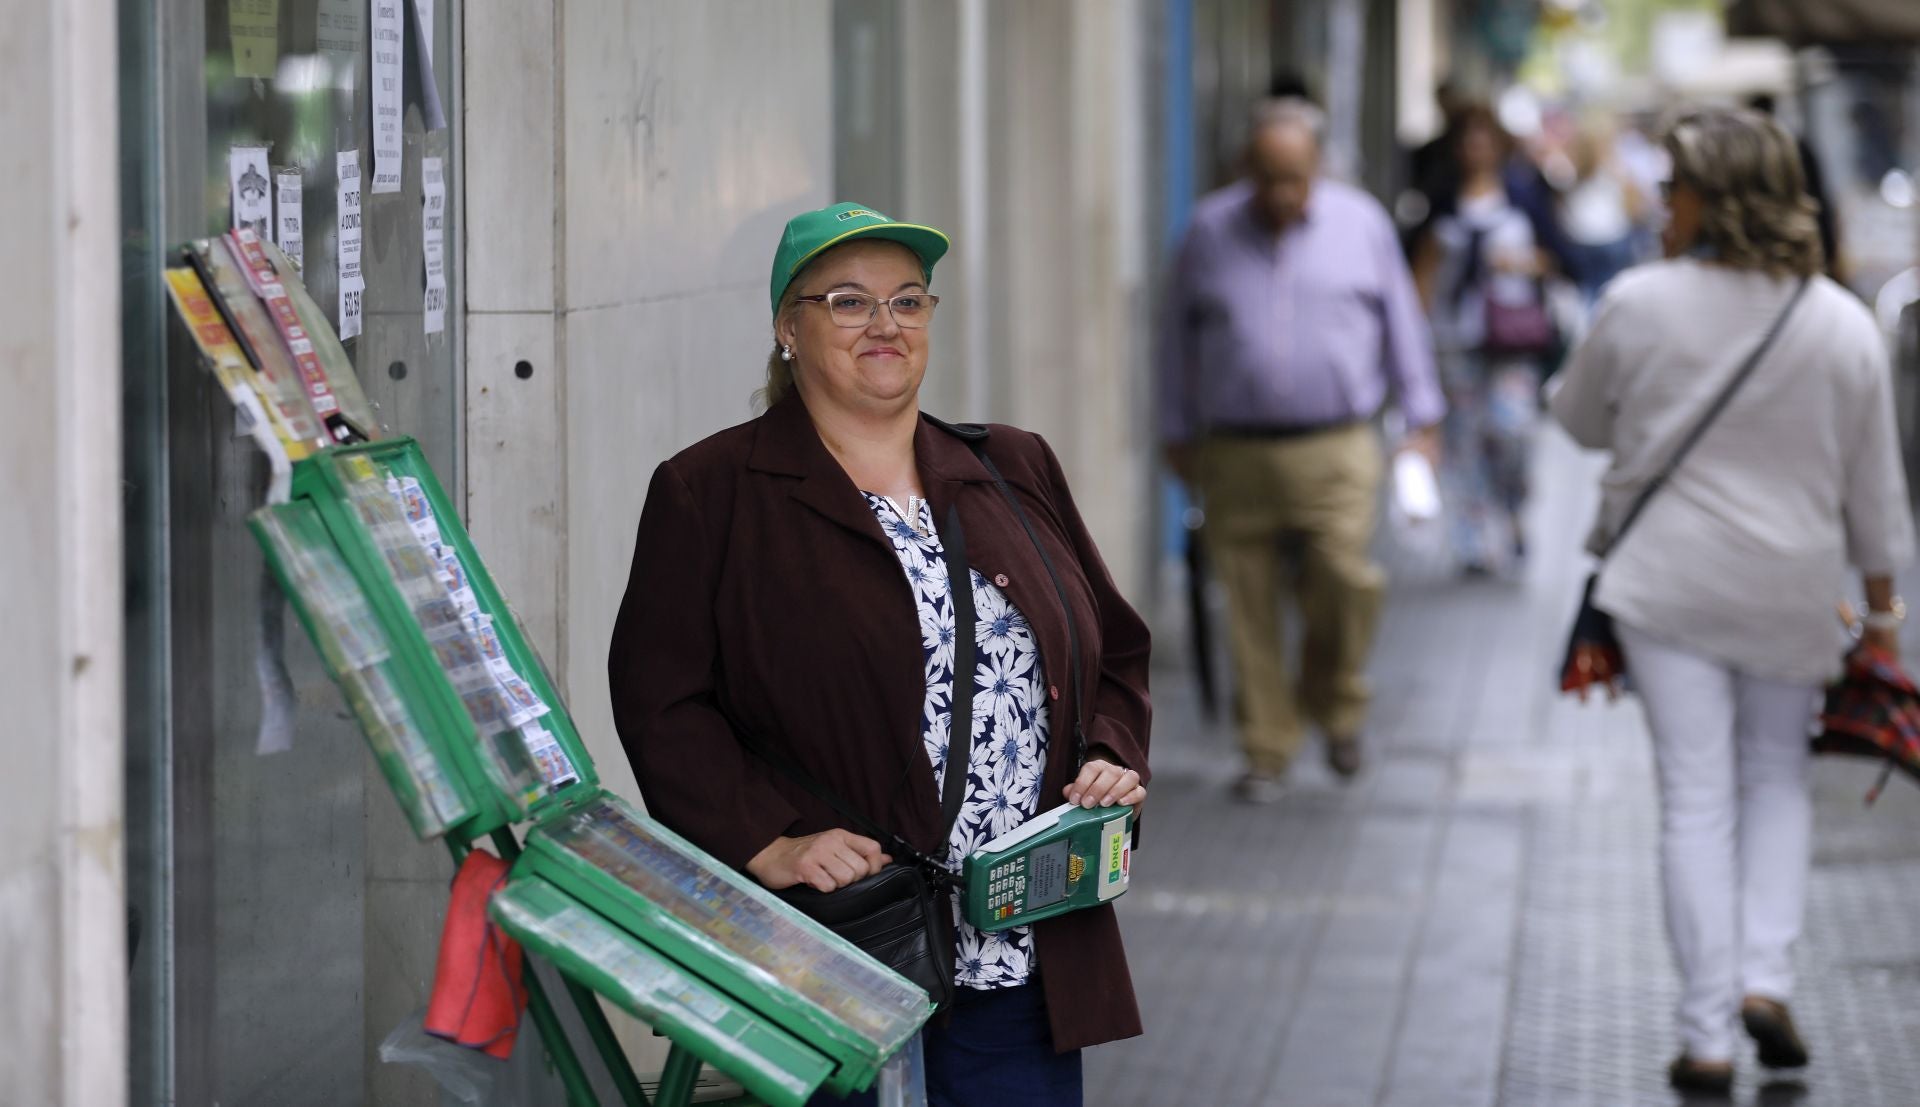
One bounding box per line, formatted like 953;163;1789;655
759;345;794;409
756;284;806;410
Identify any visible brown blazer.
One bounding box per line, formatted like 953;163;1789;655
607;391;1153;1052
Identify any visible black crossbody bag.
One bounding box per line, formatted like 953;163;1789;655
726;496;973;1012
728;432;1091;1011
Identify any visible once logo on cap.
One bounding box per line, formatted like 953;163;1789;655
836;209;881;222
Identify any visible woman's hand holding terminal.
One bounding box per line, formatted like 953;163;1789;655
1065;757;1146;811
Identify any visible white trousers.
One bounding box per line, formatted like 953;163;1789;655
1617;623;1818;1062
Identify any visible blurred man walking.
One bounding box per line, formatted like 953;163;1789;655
1160;99;1444;800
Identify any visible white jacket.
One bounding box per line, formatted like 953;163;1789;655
1551;259;1915;684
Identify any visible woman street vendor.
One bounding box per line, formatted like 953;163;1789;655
607;203;1153;1106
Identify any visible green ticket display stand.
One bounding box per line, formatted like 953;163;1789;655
251;439;933;1107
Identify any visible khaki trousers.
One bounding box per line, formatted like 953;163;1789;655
1198;426;1386;774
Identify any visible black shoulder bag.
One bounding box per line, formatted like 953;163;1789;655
727;497;974;1011
1559;277;1809;695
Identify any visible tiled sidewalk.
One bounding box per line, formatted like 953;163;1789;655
1085;431;1920;1106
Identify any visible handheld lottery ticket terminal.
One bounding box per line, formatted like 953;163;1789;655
961;802;1133;931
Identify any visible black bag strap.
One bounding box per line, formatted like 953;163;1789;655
1599;277;1810;560
726;500;975;889
939;503;977;846
963;443;1089;772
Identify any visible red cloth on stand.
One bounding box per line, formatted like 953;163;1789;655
426;850;527;1060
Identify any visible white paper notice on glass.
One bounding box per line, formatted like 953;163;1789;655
229;0;281;80
370;0;404;193
421;155;447;335
229;146;273;241
336;150;366;340
316;0;360;59
274;169;304;272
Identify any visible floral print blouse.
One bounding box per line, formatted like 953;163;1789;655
860;491;1051;990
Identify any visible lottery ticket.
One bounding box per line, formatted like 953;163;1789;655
435;546;479;614
424;618;488;684
498;673;551;729
388;475;445;550
519;723;580;790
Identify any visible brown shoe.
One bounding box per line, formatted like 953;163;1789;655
1668;1055;1734;1095
1742;996;1810;1069
1326;734;1363;779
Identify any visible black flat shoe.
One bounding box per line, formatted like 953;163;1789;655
1743;997;1811;1069
1669;1055;1734;1095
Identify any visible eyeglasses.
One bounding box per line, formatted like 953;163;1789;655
794;291;940;329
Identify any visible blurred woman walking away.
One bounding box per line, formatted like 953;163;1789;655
1414;105;1561;575
1551;107;1914;1094
1559;117;1655;305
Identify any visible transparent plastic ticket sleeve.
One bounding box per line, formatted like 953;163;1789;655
338;668;469;836
250;501;469;838
326;452;564;815
162;265;313;461
518;794;932;1091
260;236;383;439
490;877;833;1107
874;1033;928;1107
188;237;330;451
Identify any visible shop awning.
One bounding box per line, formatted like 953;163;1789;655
1727;0;1920;45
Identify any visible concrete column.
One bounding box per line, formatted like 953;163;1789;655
0;0;127;1103
462;0;837;1074
972;0;1155;599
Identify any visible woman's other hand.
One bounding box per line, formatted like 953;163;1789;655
745;830;891;893
1066;757;1146;811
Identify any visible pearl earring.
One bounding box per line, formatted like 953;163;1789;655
781;345;793;362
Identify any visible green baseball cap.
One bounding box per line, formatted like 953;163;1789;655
769;202;950;315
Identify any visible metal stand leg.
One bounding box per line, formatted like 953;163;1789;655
564;973;651;1107
653;1043;703;1107
523;964;603;1107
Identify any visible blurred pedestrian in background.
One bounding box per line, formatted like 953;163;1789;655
1408;79;1469;212
1413;104;1560;575
1550;107;1913;1094
1559;116;1654;304
1159;98;1444;801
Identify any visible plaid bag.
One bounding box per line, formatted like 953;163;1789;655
1816;642;1920;805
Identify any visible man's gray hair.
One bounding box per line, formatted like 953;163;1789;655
1250;97;1326;145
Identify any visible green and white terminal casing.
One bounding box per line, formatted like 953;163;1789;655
962;802;1133;932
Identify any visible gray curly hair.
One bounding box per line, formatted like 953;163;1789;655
1663;107;1824;278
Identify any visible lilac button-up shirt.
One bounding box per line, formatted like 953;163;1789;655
1158;178;1444;444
